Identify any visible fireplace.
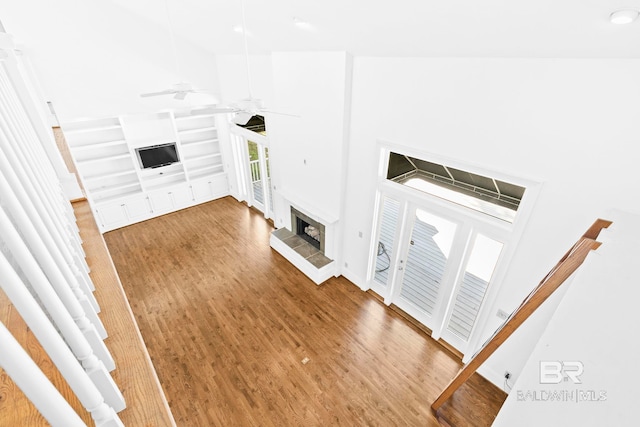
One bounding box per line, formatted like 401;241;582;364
291;207;325;254
270;202;336;284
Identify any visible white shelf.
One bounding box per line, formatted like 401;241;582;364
71;139;127;150
143;169;185;180
84;169;137;182
76;152;131;163
178;126;217;135
90;181;141;195
186;153;221;162
189;167;224;180
93;188;143;203
145;174;187;191
65;125;122;135
181;138;218;147
66;109;229;232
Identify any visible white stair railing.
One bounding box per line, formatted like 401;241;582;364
0;72;95;300
0;203;115;371
0;38;127;425
0;68;87;255
0;251;125;425
0;158;107;339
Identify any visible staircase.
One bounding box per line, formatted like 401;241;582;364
491;210;639;426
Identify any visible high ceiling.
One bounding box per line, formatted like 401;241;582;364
2;0;640;58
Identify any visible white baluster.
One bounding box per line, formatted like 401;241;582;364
0;133;100;314
0;321;87;427
0;164;105;337
0;73;91;279
0;251;126;423
0;203;114;371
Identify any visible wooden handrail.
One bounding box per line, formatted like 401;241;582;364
431;218;612;413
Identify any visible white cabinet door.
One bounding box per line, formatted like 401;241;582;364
148;183;193;214
95;202;128;231
191;175;229;203
95;194;152;232
122;195;152;221
171;184;194;208
190;179;214;203
148;190;173;214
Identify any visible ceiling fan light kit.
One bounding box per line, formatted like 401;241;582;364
139;0;209;101
143;0;294;122
610;9;639;24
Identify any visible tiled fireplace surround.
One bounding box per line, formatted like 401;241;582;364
270;204;336;284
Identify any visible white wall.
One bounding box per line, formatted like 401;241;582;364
2;1;220;122
342;57;640;386
215;54;274;108
268;52;352;231
493;210;639;426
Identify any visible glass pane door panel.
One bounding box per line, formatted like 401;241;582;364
374;198;400;287
399;210;457;317
446;234;503;340
247;140;264;206
265;147;273;212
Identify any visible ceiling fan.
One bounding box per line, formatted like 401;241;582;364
199;0;296;125
139;0;210;101
140;82;198;100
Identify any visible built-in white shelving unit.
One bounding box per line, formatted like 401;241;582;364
64;108;230;232
174;110;225;180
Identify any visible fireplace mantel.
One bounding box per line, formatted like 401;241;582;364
277;189;339;225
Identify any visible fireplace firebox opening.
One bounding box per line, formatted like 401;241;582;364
291;207;325;254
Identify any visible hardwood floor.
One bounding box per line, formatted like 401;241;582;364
0;200;174;426
104;196;506;426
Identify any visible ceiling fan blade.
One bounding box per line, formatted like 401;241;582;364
233;111;253;125
140;89;176;98
198;106;238;114
260;109;300;118
173;91;189;100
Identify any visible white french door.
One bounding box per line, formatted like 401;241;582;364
229;127;273;219
370;194;506;354
246;140;272;216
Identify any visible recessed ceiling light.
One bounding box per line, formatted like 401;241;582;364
610;9;639;24
232;24;251;36
292;17;315;32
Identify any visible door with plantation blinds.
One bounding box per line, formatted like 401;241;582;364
394;209;459;331
372;197;400;293
370;195;505;354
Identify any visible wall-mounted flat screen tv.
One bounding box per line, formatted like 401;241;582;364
136;143;179;169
